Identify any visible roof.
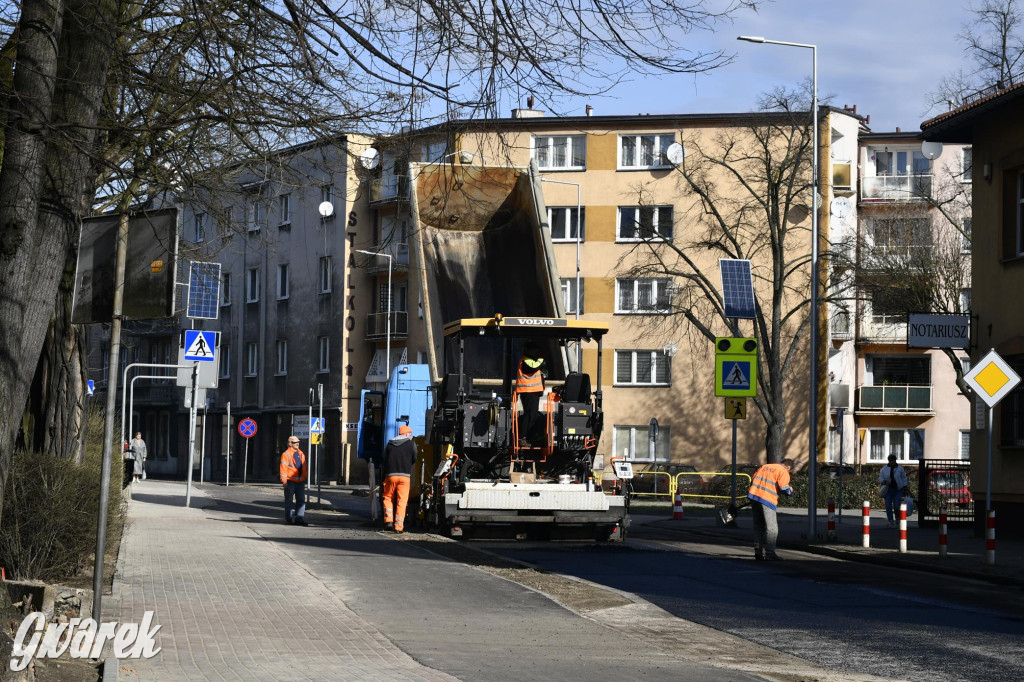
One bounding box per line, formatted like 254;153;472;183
442;316;610;340
921;80;1024;141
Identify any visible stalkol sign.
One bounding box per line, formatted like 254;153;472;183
907;313;970;349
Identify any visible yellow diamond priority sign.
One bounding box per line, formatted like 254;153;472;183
964;349;1021;408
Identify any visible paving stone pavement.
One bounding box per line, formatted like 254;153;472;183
105;480;459;681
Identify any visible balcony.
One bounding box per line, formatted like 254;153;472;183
861;174;933;202
831;309;852;341
369;175;409;204
857;385;932;413
365;311;409;340
362;243;410;273
859;316;907;343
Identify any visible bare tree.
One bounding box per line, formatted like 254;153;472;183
0;0;762;518
616;89;819;463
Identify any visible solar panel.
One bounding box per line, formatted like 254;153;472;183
720;259;756;320
187;261;221;320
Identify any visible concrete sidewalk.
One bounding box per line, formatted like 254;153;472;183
641;502;1024;586
104;480;459;681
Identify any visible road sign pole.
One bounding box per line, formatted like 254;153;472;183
318;383;324;505
987;404;994;513
186;365;198;507
244;440;248;486
226;402;231;487
199;401;206;485
837;407;845;524
307;394;313;507
731;418;738;509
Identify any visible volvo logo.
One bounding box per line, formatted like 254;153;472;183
509;318;564;326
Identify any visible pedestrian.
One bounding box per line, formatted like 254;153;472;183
516;343;547;447
747;458;794;561
878;454;909;528
279;436;308;526
382;425;417;533
130;432;148;481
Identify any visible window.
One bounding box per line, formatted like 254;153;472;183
275;340;287;375
560;278;584;315
1000;355;1024;447
319;256;332;293
194;213;206;243
532;135;586;170
869;288;910;325
1018;170;1024;257
618;206;673;241
867;355;931;386
869;217;931;256
867;428;925;462
616;278;672;313
250;202;264;232
961;217;972;253
619;133;675;169
276;263;289;300
960;288;971;314
246;343;258;376
278;193;291;225
220;345;231;378
422;140;447;163
246;268;260;302
318;337;330;372
320;185;335;218
221;273;231;306
547;207;585;242
874;149;929;176
959;430;971;460
962;147;972;183
615;350;671;386
612;425;671;463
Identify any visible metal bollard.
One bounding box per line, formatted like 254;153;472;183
939;512;948;558
827;499;836;541
862;501;870;548
899;502;907;553
986;510;996;565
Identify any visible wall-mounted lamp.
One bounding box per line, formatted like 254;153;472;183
983;163;992;181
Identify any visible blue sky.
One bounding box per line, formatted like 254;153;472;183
567;1;969;132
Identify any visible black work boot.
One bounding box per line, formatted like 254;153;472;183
754;550;764;561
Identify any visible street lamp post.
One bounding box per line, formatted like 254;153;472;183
356;249;394;385
738;35;820;538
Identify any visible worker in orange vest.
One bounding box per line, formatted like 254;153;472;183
382;425;417;533
516;344;546;446
747;458;794;561
279;435;308;526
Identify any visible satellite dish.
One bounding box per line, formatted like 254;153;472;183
920;141;943;160
359;148;380;170
665;142;686;166
318;201;334;218
830;197;852;219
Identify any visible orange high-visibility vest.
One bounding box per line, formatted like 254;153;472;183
747;463;790;510
280;447;307;483
516;357;544;393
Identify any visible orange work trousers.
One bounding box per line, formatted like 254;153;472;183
382;475;411;531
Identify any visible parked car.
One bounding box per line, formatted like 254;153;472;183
926;470;972;508
705;464;761;497
630;464;705;495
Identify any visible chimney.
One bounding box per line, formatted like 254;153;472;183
527;95;535;109
896;127;901;133
585;104;593;116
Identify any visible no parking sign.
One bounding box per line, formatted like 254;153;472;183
238;418;257;438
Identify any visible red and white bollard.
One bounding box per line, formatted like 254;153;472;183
986;509;996;565
827;500;836;541
899;502;908;553
672;492;684;520
938;513;948;558
862;501;871;548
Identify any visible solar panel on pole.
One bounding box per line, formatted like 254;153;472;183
187;261;221;320
719;259;756;320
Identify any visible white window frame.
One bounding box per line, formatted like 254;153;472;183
221;273;231;307
962;147;972;183
194;213;206;243
617;133;675;170
319;256;332;293
276;263;290;300
421;140;447;164
246;268;260;303
612;425;671;463
250;202;264;232
961;217;972;253
547;206;585;242
615;277;672;314
278;193;291;226
531;135;586;171
275;340;288;375
614;349;672;386
560;278;583;315
246;343;258;376
617;206;673;241
959;429;971;460
866;428;925;462
318;336;330;372
320;184;335;219
219;345;231;378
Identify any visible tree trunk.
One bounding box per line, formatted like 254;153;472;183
764;415;785;464
0;0;118;520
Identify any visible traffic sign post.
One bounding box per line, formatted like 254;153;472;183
964;349;1022;519
238;418;257;486
714;337;758;398
724;398;747;419
184;330;217;362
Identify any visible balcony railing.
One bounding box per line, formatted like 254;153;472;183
363;243;410;272
368;175;409;203
831;309;852;340
365;311;409;340
858;385;932;412
861;174;933;202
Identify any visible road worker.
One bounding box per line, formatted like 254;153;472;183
747;458;794;561
280;435;308;526
382;424;417;533
516;344;547;446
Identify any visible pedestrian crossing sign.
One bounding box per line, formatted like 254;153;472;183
311;418;324;434
184;330;217;362
714;337;757;398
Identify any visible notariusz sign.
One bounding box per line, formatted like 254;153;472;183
907;313;970;349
